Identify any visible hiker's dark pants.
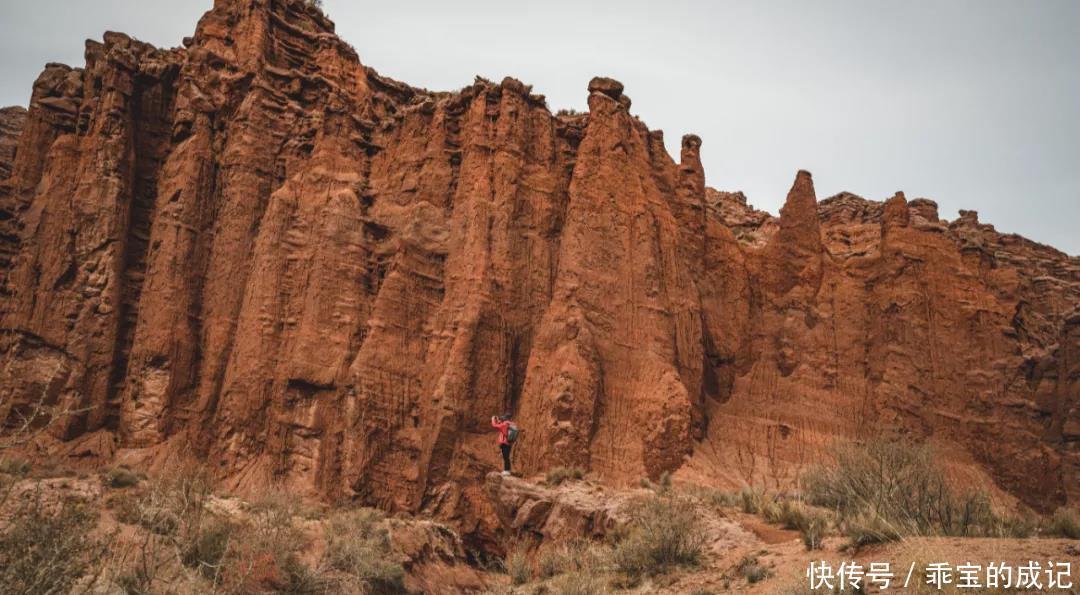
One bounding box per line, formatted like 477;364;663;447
500;444;512;472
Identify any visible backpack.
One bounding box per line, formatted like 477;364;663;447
506;423;520;444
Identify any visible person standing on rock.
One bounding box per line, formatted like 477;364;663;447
491;413;518;476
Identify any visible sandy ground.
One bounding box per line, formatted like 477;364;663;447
647;509;1080;594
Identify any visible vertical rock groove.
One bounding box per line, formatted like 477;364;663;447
0;0;1075;535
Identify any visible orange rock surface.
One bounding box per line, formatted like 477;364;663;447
0;0;1075;541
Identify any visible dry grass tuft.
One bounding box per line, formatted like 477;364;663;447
735;553;772;584
105;466;142;489
0;496;106;595
545;466;585;486
1044;507;1080;539
803;439;1031;547
611;494;704;580
0;456;31;476
506;547;530;585
321;507;405;594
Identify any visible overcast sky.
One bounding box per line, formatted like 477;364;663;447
1;1;1077;254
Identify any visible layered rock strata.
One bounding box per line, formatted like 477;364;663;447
0;0;1074;539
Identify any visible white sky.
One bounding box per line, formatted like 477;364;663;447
1;0;1077;254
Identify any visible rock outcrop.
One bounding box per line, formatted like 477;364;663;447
0;105;28;296
0;0;1075;538
0;106;25;180
693;185;1079;509
483;472;635;547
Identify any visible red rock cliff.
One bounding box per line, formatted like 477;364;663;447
0;0;1075;531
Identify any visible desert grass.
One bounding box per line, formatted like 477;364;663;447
0;495;107;595
545;466;585;486
1044;507;1080;539
611;494;706;580
321;507;405;594
506;547;530;585
734;552;772;584
803;439;1037;548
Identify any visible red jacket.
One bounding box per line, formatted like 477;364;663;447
491;417;511;446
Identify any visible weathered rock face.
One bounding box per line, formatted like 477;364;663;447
0;106;25;180
695;183;1080;510
0;0;1075;533
0;105;28;296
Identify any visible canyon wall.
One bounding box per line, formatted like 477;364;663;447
0;0;1075;539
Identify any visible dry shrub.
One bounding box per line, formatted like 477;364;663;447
799;512;829;551
547;571;610;595
506;548;530;585
107;466;228;591
535;537;609;580
106;476;402;594
109;478;325;594
842;510;904;548
537;545;566;579
321;507;404;594
545;466;585;486
0;456;31;476
180;513;237;581
684;485;741;509
612;495;704;580
105;466;142;489
273;553;331;595
0;496;106;594
759;498;832;550
117;466;214;536
225;489;319;593
1045;507;1080;539
991;511;1038;539
759;498;783;524
804;439;1010;545
735;553;772;584
740;487;764;514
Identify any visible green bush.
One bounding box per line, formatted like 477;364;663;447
612;495;704;579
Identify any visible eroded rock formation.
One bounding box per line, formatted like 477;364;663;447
0;0;1075;543
0;106;25;180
